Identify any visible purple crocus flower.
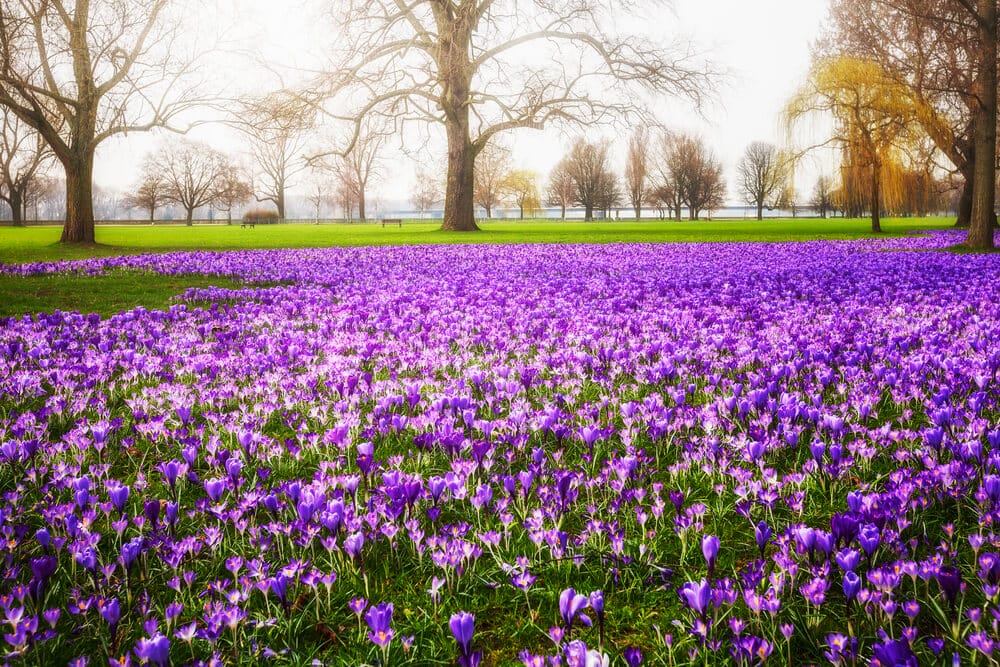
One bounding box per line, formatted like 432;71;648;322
871;638;918;667
679;579;711;617
624;647;643;666
702;535;720;574
754;521;771;556
29;555;57;602
450;611;481;665
203;478;225;502
108;484;130;513
365;602;394;648
100;598;121;636
843;571;861;602
134;633;170;667
450;611;475;655
859;524;880;557
559;588;591;630
937;566;962;608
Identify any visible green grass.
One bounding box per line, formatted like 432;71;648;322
0;271;246;320
0;217;955;264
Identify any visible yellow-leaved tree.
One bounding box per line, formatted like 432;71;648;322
785;56;947;232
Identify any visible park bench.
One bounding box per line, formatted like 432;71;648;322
240;221;255;229
381;218;402;227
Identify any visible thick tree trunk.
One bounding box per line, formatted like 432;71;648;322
185;207;194;226
276;191;285;220
584;204;594;221
441;119;478;231
149;206;156;222
560;204;565;220
955;172;973;228
358;190;366;221
10;190;23;227
756;201;764;221
966;0;997;250
61;152;96;243
634;205;641;220
871;165;882;233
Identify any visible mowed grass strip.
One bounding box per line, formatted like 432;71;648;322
0;271;246;320
0;217;956;264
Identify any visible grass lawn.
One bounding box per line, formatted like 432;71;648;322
0;217;955;265
0;272;248;320
0;217;957;319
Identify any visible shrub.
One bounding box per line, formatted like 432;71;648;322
242;209;281;225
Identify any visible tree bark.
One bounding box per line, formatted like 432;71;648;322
358;190;366;221
870;163;882;233
634;205;641;220
149;205;156;222
9;190;23;227
441;119;478;231
966;0;997;250
185;207;194;226
584;204;594;221
955;170;973;228
756;201;764;221
61;152;96;243
560;204;565;220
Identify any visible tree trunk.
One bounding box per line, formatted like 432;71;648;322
276;191;285;220
185;207;194;226
634;205;641;220
10;190;23;227
149;205;156;222
441;119;478;231
756;201;763;221
560;204;566;220
61;152;96;243
519;204;524;220
584;204;594;221
955;172;973;228
358;189;366;221
966;0;997;250
871;164;882;233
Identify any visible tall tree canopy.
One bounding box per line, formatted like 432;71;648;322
321;0;712;231
0;0;204;242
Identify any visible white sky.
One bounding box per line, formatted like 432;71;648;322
93;0;835;210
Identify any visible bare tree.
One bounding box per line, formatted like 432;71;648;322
811;175;835;218
154;140;227;225
305;174;332;223
333;166;359;221
474;140;512;219
123;166;167;222
562;138;617;221
546;159;576;220
597;171;624;220
670;134;724;220
411;169;442;219
236;92;313;220
28;175;63;220
324;118;389;222
736;142;790;220
214;164;253;225
650;131;686;221
0;112;51;226
624;126;650;220
0;0;206;242
320;0;713;232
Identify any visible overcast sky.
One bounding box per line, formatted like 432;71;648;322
94;0;835;212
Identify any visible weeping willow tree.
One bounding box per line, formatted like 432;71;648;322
785;56;947;232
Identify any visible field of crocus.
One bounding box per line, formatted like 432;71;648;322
1;232;998;666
